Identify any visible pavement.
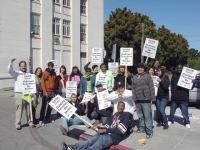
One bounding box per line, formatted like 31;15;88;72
0;88;200;150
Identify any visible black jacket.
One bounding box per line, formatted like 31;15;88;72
69;101;86;116
114;73;132;90
157;78;170;100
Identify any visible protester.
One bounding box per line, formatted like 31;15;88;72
148;67;155;76
56;65;68;118
156;68;170;130
105;81;134;133
89;82;113;126
69;66;82;96
132;63;155;138
168;64;196;129
29;56;43;124
61;101;129;150
96;63;114;93
8;58;35;130
84;60;99;76
114;66;132;90
152;60;161;75
60;94;92;136
39;62;57;126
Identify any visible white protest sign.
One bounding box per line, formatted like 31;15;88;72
142;38;159;59
177;67;197;89
47;60;59;75
97;90;111;110
49;95;77;119
95;76;108;91
120;48;133;66
92;48;102;63
66;81;77;97
81;92;95;103
108;62;119;77
151;75;159;96
22;74;36;94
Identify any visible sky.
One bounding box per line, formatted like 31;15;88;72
104;0;200;51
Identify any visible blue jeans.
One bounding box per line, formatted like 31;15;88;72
136;103;153;135
169;101;190;124
156;99;168;125
91;110;110;125
61;115;92;132
69;134;113;150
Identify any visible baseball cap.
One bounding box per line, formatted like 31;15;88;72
137;63;145;68
117;81;125;88
95;81;102;87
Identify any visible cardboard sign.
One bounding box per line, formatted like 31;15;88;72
81;92;95;103
22;74;36;94
49;95;77;119
47;60;59;75
177;67;197;89
108;62;119;77
97;90;111;110
142;38;159;59
120;48;133;66
66;81;77;97
151;75;159;96
92;48;102;63
95;76;108;90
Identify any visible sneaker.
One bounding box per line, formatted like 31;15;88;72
135;129;145;133
146;133;153;139
60;126;68;136
61;116;64;118
168;121;173;125
156;123;163;127
29;122;36;128
46;119;55;123
39;121;45;126
163;125;169;130
186;124;190;129
61;142;72;150
15;124;21;130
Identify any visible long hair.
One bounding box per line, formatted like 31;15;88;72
157;67;169;82
147;67;154;75
152;60;161;68
60;65;67;75
117;66;130;76
70;66;82;76
34;67;43;78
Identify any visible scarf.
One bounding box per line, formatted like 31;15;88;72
83;74;93;79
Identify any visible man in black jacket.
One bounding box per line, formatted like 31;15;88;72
61;101;129;150
59;94;92;136
168;64;196;129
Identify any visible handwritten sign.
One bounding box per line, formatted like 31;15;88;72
92;48;102;63
142;38;159;59
97;90;111;110
49;95;77;119
120;48;133;66
177;67;197;89
95;76;108;90
81;92;95;103
151;75;159;96
47;60;59;75
108;62;119;77
66;81;77;97
22;74;36;94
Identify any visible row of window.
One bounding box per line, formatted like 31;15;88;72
53;0;70;6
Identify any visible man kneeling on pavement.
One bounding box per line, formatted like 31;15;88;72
61;101;129;150
60;93;92;136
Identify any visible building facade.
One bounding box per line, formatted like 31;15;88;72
0;0;104;89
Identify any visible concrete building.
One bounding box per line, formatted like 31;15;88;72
0;0;104;89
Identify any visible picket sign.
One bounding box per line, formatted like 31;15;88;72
47;60;59;75
95;76;108;92
151;75;159;96
21;74;36;122
120;48;133;87
92;48;102;63
81;92;96;103
177;67;197;89
66;81;77;97
97;90;111;110
108;62;119;77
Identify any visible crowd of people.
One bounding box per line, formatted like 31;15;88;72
7;57;198;150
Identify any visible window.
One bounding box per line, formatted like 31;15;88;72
53;0;60;4
63;20;70;36
30;13;40;35
81;52;86;58
80;0;86;14
63;0;70;6
80;24;86;42
53;18;60;35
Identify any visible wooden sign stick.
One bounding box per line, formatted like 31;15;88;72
125;66;127;88
145;57;149;65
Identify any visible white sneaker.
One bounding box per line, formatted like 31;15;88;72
168;121;172;125
186;124;190;129
39;121;45;126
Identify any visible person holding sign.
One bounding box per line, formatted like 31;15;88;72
155;68;170;130
60;94;92;136
8;58;35;130
96;63;114;93
168;64;196;129
114;66;132;90
56;65;68;118
89;82;113;126
61;101;129;150
84;60;99;76
39;62;57;126
132;63;155;139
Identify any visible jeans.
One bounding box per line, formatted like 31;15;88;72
61;115;92;132
136;103;153;135
69;134;113;150
151;104;155;124
56;92;66;117
169;101;190;124
91;110;110;125
156;99;168;125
